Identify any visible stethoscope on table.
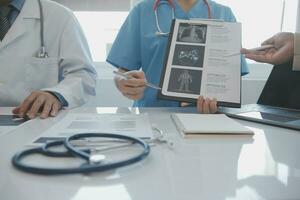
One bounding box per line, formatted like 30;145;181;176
37;0;48;58
12;126;173;175
12;133;151;175
154;0;212;36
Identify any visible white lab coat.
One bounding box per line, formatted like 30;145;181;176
0;0;97;108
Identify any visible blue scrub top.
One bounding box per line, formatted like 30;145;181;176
107;0;249;107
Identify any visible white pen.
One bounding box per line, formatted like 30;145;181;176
246;44;275;51
113;71;162;90
224;44;275;57
12;116;29;121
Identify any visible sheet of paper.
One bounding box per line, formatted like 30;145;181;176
0;115;30;136
33;113;154;144
160;19;241;107
0;126;16;137
0;115;30;126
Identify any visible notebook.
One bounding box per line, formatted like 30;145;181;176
171;113;253;138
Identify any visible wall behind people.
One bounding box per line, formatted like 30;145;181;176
53;0;130;11
130;0;142;7
297;0;300;31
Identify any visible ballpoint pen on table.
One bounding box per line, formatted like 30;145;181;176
12;115;30;122
224;44;275;57
113;71;162;90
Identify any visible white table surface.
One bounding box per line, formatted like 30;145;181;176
1;107;300;200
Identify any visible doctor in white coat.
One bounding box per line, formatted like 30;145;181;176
0;0;97;119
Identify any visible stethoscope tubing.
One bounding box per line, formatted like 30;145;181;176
65;133;149;162
37;0;48;58
154;0;212;36
12;133;151;175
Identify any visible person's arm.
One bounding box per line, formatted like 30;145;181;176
12;91;62;119
293;32;300;70
241;32;294;66
114;68;147;100
13;11;97;119
41;13;97;109
107;5;146;101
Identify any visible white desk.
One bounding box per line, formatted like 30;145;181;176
1;107;300;200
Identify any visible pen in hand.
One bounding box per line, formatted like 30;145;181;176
245;44;275;51
12;115;30;122
224;44;275;57
113;71;162;90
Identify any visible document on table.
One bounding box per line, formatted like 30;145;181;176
32;113;154;144
0;126;16;136
159;19;242;107
0;115;30;136
0;115;29;126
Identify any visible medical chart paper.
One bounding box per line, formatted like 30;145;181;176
0;126;16;137
159;19;242;107
32;113;154;144
0;109;30;136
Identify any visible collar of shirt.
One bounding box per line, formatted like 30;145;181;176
10;0;25;12
174;0;210;19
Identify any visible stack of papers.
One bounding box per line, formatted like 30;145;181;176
32;113;154;145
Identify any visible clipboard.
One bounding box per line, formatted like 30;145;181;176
158;19;242;108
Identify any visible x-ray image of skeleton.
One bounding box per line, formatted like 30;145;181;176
178;70;193;91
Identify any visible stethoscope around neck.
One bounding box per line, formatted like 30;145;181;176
37;0;48;58
154;0;212;36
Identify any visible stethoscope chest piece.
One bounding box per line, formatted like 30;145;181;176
89;154;106;164
37;46;49;58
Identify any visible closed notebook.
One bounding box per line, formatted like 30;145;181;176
171;113;253;137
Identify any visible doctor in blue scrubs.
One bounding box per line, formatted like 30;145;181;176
107;0;248;113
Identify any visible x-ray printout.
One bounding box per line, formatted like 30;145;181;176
32;113;153;144
159;19;242;107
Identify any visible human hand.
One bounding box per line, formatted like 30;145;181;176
12;91;62;119
197;96;218;114
241;32;294;65
114;70;147;100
